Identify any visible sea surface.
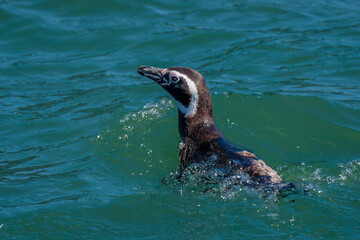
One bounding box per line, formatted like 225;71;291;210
1;0;360;239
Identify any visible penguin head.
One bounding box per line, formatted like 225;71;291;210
138;65;212;118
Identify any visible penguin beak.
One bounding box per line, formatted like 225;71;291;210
137;65;167;85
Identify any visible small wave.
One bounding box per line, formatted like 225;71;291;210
328;159;360;184
0;155;90;185
97;97;174;142
281;159;360;185
94;97;176;177
119;98;174;124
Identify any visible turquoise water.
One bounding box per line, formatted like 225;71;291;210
1;0;360;239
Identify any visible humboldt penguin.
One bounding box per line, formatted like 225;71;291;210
137;65;284;185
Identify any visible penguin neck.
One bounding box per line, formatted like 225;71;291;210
177;103;223;143
174;80;224;143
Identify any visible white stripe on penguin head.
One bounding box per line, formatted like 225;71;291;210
170;71;199;118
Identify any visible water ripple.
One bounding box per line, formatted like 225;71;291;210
1;0;360;238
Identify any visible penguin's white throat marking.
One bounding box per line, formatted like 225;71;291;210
172;71;199;118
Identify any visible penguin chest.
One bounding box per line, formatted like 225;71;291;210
177;140;222;169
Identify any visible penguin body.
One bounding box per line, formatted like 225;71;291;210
138;66;282;185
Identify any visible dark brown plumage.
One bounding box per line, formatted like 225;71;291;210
137;65;283;185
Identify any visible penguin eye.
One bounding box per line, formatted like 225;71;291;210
171;76;179;82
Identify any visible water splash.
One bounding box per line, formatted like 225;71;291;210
162;161;300;201
120;98;174;124
96;97;174;142
327;159;360;185
282;159;360;185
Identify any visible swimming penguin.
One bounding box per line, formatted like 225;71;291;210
137;65;284;185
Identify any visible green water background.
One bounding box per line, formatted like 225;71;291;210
1;0;360;239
